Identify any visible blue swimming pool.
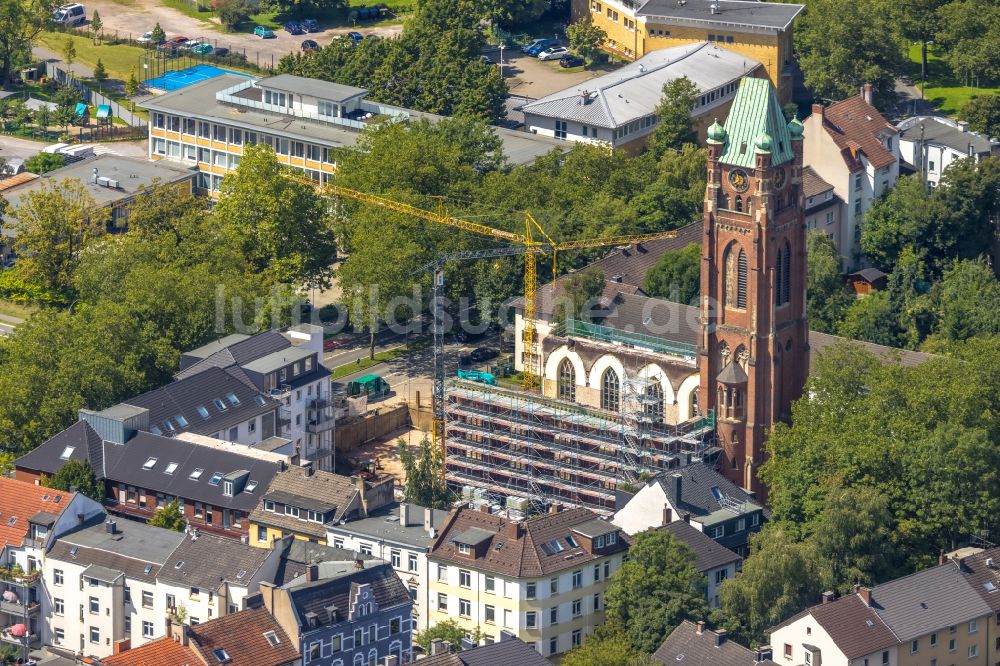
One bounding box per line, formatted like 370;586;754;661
144;64;250;91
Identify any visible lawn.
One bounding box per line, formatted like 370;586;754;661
160;0;217;22
330;337;431;380
908;43;1000;116
37;31;148;82
0;299;39;321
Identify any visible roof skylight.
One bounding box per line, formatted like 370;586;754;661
164;462;179;475
226;393;241;406
197;405;210;419
190;468;205;480
59;446;75;460
245;480;258;493
142;457;158;470
208;472;224;486
176;415;190;428
213;399;228;412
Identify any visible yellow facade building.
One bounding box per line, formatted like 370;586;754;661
571;0;803;103
427;506;628;658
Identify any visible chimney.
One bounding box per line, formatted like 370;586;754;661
857;586;872;607
957;120;969;132
303;463;314;477
695;621;705;635
812;103;824;119
105;519;117;535
354;558;365;570
168;617;188;646
715;629;728;646
113;638;130;655
424;507;436;534
442;641;453;654
672;473;682;503
400;503;412;527
938;548;945;565
306;563;319;582
383;657;399;666
503;520;522;539
355;475;368;515
862;83;873;105
550;503;562;514
821;590;835;604
431;639;446;655
683;512;691;523
92;167;99;183
662;505;673;526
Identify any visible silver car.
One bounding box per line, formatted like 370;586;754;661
538;46;568;61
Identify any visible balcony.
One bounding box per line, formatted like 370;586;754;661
0;598;40;616
0;568;41;585
305;412;334;434
278;408;292;427
270;384;292;399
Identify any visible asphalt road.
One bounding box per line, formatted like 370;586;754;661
0;314;24;337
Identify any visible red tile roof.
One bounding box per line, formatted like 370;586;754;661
0;478;73;548
821;96;897;171
99;636;200;666
801;166;834;199
188;608;299;666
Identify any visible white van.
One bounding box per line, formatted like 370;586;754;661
53;3;86;26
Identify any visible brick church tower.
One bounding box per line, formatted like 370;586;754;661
698;78;809;496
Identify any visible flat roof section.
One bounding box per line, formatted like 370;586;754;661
638;0;805;31
259;73;369;102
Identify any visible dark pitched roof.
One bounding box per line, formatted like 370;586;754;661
847;268;887;283
659;521;741;572
418;638;554;666
821;96;897;171
157;532;271;591
801;166;834;199
179;330;291;378
957;548;1000;611
430;507;628;578
101;431;281;512
124;366;278;438
15;420;103;476
287;562;411;626
272;537;380;586
49;517;187;583
870;563;992;641
657;464;762;519
654;620;776;666
768;593;898;659
188;607;299;666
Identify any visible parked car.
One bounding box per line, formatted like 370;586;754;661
470;347;499;362
538;45;568;60
211;46;230;57
165;35;188;45
182;38;202;49
347;31;364;41
52;3;86;26
136;30;161;44
527;41;560;56
301;39;319;51
365;34;381;41
302;18;319;32
254;26;275;38
284;21;303;34
559;53;584;68
479;54;493;64
191;43;214;54
156;43;181;57
522;37;558;53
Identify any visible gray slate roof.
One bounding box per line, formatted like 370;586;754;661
157;531;271;591
49;516;187;582
660;520;741;572
287;562;411;627
15;419;103;476
637;0;804;31
654;620;777;666
327;503;448;549
522;43;759;129
417;638;554;666
178;330;290;376
870;563;992;641
897;116;998;154
657;464;763;520
272;536;381;586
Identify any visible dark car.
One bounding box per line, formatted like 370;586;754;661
211;46;230;57
301;39;319;51
156;42;180;56
284;21;303;34
347;30;364;41
302;18;319;32
470;347;499;363
559;53;584;68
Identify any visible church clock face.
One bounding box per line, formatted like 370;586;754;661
774;167;787;190
729;168;750;193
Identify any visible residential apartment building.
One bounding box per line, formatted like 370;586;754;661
100;607;300;666
418;635;554;666
178;326;335;471
16;412;287;541
0;155;196;265
897;116;1000;188
258;560;414;666
521;42;764;151
140;73;563;196
802;86;901;268
248;465;393;547
802;166;842;251
326;503;449;634
0;479;104;659
769;561;996;666
659;521;741;608
44;516;187;657
655;621;776;666
613;466;766;556
427;506;629;658
570;0;803;102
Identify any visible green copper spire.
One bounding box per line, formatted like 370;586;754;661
707;118;727;144
718;78;795;168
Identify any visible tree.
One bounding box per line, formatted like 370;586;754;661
92;59;107;90
42;460;102;501
149;499;187;531
399;436;450;509
806;233;853;333
125;66;139;109
23;151;65;174
566;18;607;65
837;290;903;348
0;0;59;86
717;526;822;646
11;179;108;293
930;258;1000;344
962;94;1000;137
794;0;905;108
895;0;948;89
62;36;76;69
648;77;699;157
605;529;709;654
562;267;605;321
213;144;337;288
644;242;700;305
215;0;252;31
89;9;102;43
936;0;1000;87
150;22;166;45
33;104;52;137
860;175;938;273
415;619;480;653
561;624;656;666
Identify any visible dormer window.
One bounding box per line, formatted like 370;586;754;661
223;480;233;497
458;543;470;555
264;90;288;107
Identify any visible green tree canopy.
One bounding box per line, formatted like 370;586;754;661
567;17;607;65
399;436;450;509
89;9;102;43
649;77;699;158
150;23;166;44
0;0;58;85
149;499;186;531
961;94;1000;137
806;232;853;334
935;0;1000;86
42;460;102;501
644;242;700;305
23;151;65;174
562;267;605;321
561;624;656;666
605;529;709;654
414;619;480;653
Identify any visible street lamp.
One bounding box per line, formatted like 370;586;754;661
498;43;505;79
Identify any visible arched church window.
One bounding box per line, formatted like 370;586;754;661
558;359;576;402
775;246;784;306
643;381;664;422
736;249;748;309
735;195;743;212
690;391;699;417
601;367;620;412
782;241;791;305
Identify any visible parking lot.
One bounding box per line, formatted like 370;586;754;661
487;45;619;100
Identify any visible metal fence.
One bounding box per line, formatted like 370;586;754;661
42;61;146;129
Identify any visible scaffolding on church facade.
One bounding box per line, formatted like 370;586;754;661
444;379;715;515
